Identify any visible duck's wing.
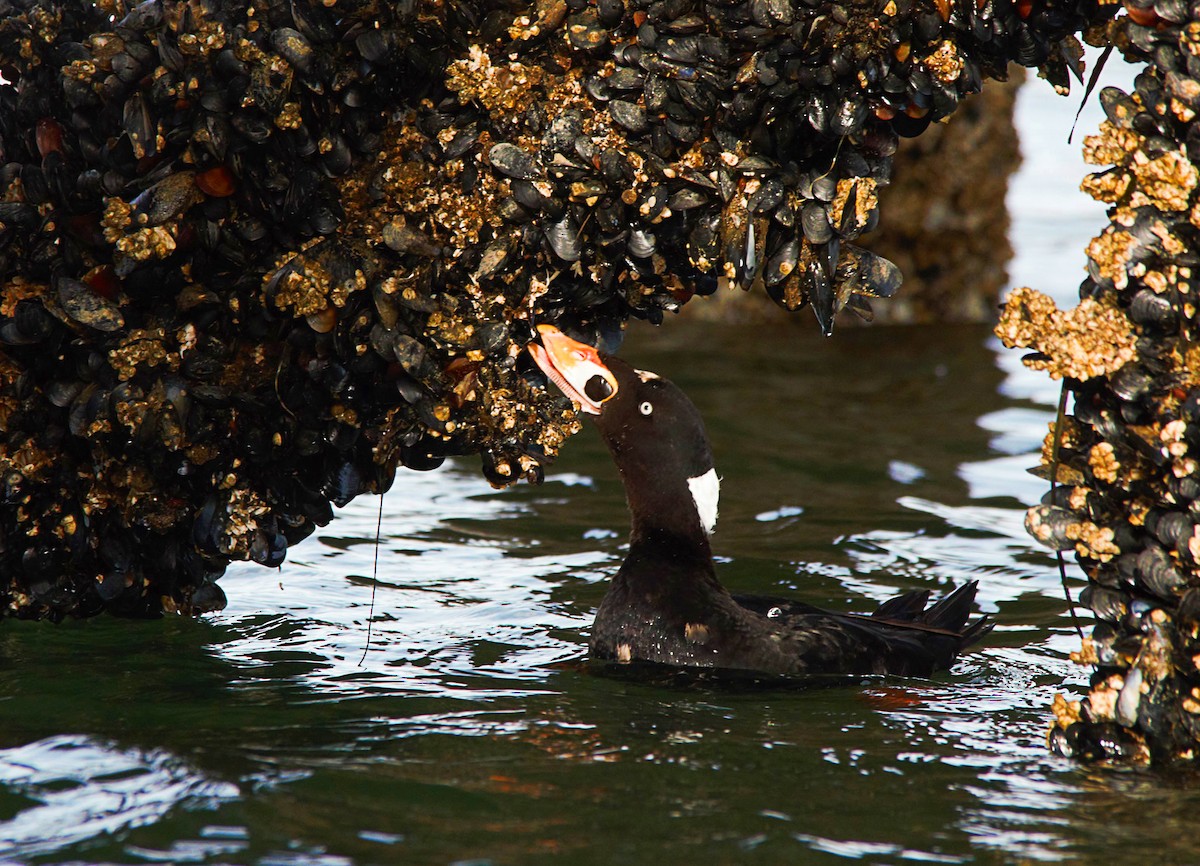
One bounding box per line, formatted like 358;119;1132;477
732;594;829;619
732;581;992;677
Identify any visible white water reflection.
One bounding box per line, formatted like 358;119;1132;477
793;833;968;863
841;526;1049;614
0;735;239;861
212;464;603;697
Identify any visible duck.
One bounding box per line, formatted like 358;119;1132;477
528;324;992;678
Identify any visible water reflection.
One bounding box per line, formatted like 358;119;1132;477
0;735;239;861
215;466;604;698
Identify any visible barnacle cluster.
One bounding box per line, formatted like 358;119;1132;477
0;0;1115;619
1000;0;1200;762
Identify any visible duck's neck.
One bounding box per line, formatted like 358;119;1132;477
617;524;715;592
628;521;713;563
615;468;723;593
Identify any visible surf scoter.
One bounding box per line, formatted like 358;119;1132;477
529;324;992;678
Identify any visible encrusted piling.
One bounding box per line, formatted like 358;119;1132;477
999;2;1200;761
0;0;1114;619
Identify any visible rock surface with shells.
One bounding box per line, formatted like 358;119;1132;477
0;0;1114;619
998;0;1200;761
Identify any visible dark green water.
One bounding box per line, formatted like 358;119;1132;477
4;316;1199;866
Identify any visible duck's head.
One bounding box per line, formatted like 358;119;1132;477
528;325;719;538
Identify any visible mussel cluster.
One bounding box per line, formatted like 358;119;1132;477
1000;1;1200;761
0;0;1115;619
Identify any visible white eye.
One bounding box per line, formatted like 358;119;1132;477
639;401;653;416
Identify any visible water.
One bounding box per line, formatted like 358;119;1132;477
6;68;1197;865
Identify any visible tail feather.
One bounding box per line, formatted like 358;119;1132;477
922;580;993;648
921;581;978;629
863;580;992;650
871;590;931;621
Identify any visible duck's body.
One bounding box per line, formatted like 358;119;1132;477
592;522;988;678
529;325;991;678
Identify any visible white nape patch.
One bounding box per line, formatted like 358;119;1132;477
635;369;660;381
687;468;720;535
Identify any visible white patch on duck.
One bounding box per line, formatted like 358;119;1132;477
687;467;720;535
635;369;660;381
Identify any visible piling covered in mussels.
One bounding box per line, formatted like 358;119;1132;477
0;0;1112;620
998;2;1200;760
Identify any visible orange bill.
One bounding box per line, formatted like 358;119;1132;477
527;324;619;415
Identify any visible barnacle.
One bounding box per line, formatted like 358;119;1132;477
996;287;1138;380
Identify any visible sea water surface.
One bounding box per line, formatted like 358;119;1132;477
4;65;1195;866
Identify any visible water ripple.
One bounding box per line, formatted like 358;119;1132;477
0;735;238;861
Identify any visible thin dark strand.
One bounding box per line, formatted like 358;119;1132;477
1049;382;1085;641
274;339;297;419
358;489;385;666
1068;45;1114;144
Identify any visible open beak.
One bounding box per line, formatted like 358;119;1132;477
527;325;619;415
